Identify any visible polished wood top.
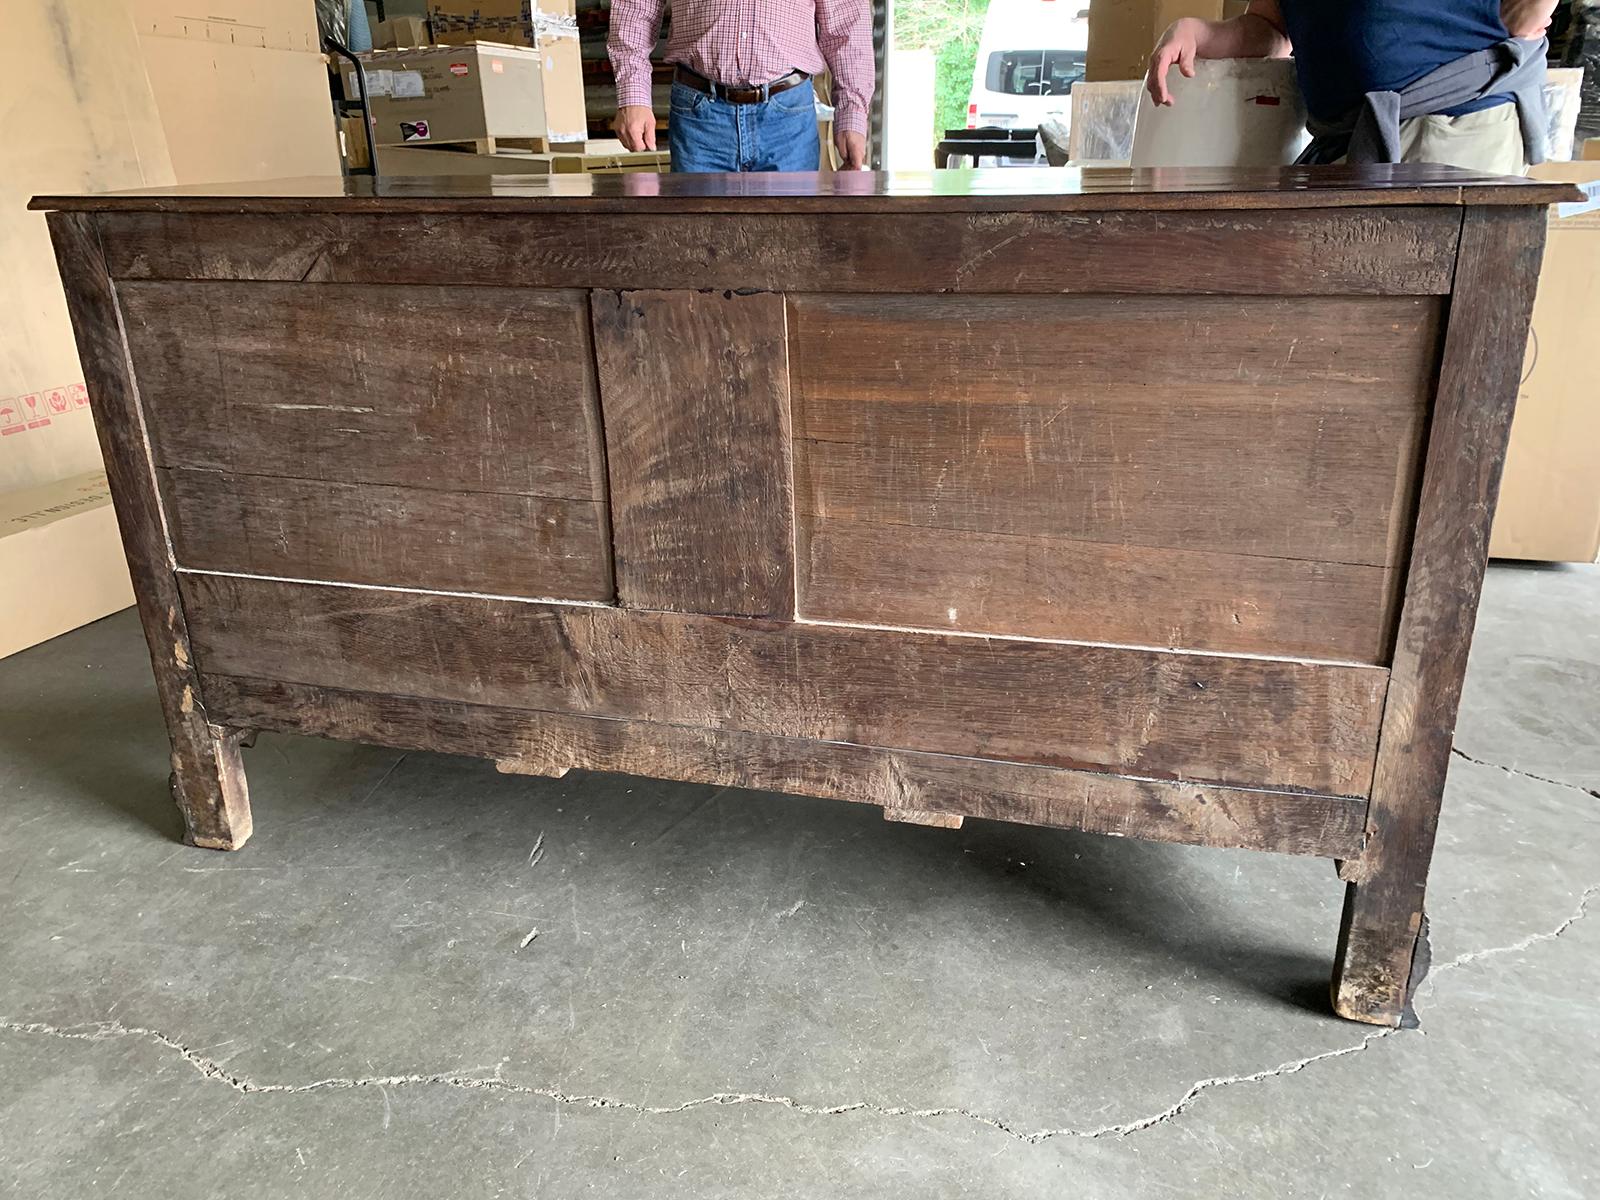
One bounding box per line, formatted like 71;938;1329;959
31;165;1581;215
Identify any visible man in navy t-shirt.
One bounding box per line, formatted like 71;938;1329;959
1144;0;1556;173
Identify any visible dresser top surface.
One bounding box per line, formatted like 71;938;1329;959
31;165;1581;216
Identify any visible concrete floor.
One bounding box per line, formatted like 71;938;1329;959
1;564;1596;1199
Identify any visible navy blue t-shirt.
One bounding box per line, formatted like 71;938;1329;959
1277;0;1512;121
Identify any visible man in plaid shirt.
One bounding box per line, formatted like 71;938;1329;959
609;0;875;172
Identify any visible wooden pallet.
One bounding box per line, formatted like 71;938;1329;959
548;138;668;172
416;136;586;155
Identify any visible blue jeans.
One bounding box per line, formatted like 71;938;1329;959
668;79;821;173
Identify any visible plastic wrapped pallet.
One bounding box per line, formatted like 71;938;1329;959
1546;67;1585;161
1567;1;1600;144
1068;79;1141;163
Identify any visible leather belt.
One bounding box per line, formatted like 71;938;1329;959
673;64;810;105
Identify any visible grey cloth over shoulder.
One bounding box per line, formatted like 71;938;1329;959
1296;36;1549;166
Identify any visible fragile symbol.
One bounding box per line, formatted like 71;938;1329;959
20;393;50;430
45;389;69;414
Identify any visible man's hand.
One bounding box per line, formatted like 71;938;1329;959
1145;18;1202;107
1144;7;1288;107
835;129;866;170
615;105;657;152
1502;0;1558;39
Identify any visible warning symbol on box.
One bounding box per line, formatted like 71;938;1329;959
69;383;89;409
0;400;22;436
22;393;51;430
46;388;70;415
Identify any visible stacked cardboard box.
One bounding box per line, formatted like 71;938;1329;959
341;41;587;146
127;0;339;184
428;0;577;46
374;16;432;49
1086;1;1225;83
420;1;586;141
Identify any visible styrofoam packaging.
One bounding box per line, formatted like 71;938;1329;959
1131;58;1308;168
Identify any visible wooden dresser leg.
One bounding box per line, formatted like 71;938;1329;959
1329;206;1549;1026
45;211;254;851
171;725;252;850
1331;861;1428;1025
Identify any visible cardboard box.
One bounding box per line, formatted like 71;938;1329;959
428;0;575;46
1087;1;1225;83
343;41;586;146
125;0;321;53
1583;138;1600;162
142;36;340;183
5;0;176;495
375;16;432;49
340;113;376;169
1489;162;1600;563
0;471;135;660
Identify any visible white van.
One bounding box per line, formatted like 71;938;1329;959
966;1;1090;131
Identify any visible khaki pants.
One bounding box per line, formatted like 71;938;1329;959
1395;101;1526;175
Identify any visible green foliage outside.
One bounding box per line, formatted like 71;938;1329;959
894;0;993;147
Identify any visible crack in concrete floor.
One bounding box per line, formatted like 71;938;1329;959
1451;747;1600;801
3;877;1594;1145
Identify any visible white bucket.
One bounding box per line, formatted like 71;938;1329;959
1131;57;1309;167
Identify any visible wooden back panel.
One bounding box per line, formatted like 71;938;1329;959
181;572;1388;796
792;293;1440;663
118;281;614;600
91;203;1452;808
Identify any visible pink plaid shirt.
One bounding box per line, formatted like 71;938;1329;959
608;0;874;135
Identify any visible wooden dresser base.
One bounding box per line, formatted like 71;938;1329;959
36;167;1566;1026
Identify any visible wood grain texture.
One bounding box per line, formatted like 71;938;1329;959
94;209;1460;295
117;282;607;501
792;293;1435;565
177;574;1389;796
157;468;614;599
791;294;1436;660
45;212;251;850
591;289;794;616
200;674;1371;859
1332;206;1550;1026
800;516;1398;663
